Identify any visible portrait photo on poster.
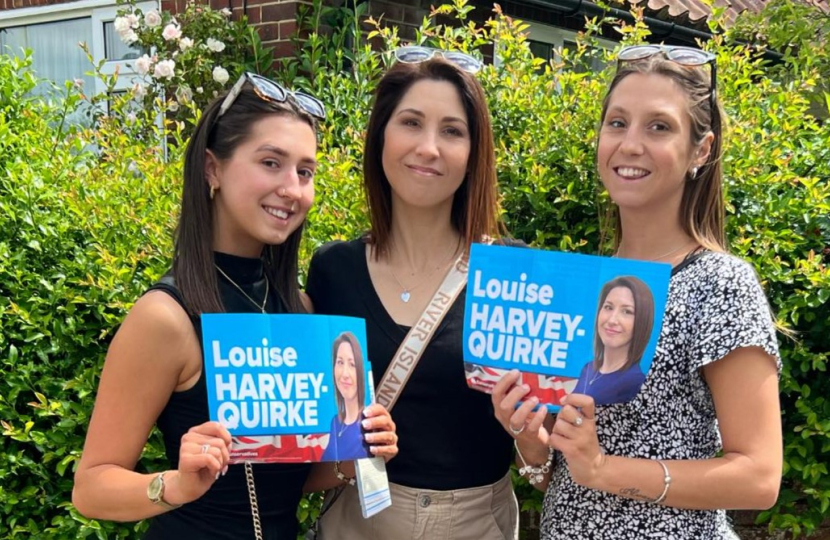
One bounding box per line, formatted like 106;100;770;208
320;331;372;461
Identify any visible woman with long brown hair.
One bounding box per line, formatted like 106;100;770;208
305;49;520;539
493;46;782;538
73;74;397;539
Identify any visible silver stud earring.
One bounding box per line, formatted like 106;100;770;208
690;167;699;179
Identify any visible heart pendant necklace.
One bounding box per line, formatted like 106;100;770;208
388;240;460;303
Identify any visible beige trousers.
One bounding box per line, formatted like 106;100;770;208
318;474;518;540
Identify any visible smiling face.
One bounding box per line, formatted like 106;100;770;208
208;114;317;257
597;73;712;216
597;286;636;356
334;341;358;403
381;79;471;213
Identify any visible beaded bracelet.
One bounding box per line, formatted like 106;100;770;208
514;440;553;485
652;460;672;504
334;461;356;486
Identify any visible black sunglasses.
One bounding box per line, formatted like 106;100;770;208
218;72;326;121
617;45;718;122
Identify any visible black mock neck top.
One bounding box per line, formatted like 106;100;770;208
143;252;311;540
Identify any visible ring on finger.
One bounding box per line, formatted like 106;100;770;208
201;443;210;454
509;423;525;436
573;416;583;427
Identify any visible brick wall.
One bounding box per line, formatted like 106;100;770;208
1;0;68;10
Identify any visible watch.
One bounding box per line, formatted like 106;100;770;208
147;472;181;510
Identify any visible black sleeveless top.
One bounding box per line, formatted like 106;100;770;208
143;252;311;540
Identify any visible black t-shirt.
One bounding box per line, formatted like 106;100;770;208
306;238;515;490
143;252;311;540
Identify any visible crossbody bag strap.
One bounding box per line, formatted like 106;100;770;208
375;251;470;411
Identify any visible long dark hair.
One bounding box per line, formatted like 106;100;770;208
600;55;726;252
592;276;655;372
173;88;317;315
331;332;366;422
362;58;502;259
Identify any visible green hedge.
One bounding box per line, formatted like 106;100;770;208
1;0;828;537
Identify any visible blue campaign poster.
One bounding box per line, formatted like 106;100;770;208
202;313;374;463
463;243;671;410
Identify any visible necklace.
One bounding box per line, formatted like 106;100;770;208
215;264;269;313
616;241;697;262
388;240;460;303
588;370;604;385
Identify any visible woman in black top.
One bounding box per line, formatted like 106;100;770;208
305;52;519;539
72;74;397;539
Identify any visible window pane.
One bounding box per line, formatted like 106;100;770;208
0;26;28;56
2;18;95;92
103;20;146;61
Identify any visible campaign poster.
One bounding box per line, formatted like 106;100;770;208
463;243;671;411
202;314;374;463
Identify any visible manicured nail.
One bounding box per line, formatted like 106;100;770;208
362;419;371;429
215;472;221;480
530;396;539;404
222;465;228;476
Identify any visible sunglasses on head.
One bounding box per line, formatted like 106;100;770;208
617;45;718;120
393;46;483;74
217;72;326;121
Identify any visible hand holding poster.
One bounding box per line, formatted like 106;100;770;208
463;244;671;410
202;313;374;463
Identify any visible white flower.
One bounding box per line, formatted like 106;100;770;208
221;7;232;17
162;23;182;41
206;38;226;52
144;10;162;28
134;54;152;76
73;78;85;89
125;13;140;28
126;112;138;123
120;30;139;45
196;86;204;94
132;82;147;99
176;85;193;104
153;59;176;79
212;66;229;85
168;101;180;112
114;16;131;34
179;37;194;51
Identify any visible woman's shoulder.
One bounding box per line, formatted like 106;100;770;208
489;236;528;249
677;250;761;288
311;237;366;266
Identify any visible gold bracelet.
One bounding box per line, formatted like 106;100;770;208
652;460;672;504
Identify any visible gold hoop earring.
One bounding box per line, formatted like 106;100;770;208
210;185;217;200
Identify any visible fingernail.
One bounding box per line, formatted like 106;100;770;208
522;384;531;393
370;446;378;454
215;472;221;480
222;465;228;476
511;369;520;376
530;396;539;404
361;419;371;429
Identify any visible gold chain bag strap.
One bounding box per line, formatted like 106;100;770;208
376;250;470;411
245;461;264;540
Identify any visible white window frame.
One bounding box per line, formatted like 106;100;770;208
0;0;158;96
522;22;616;71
